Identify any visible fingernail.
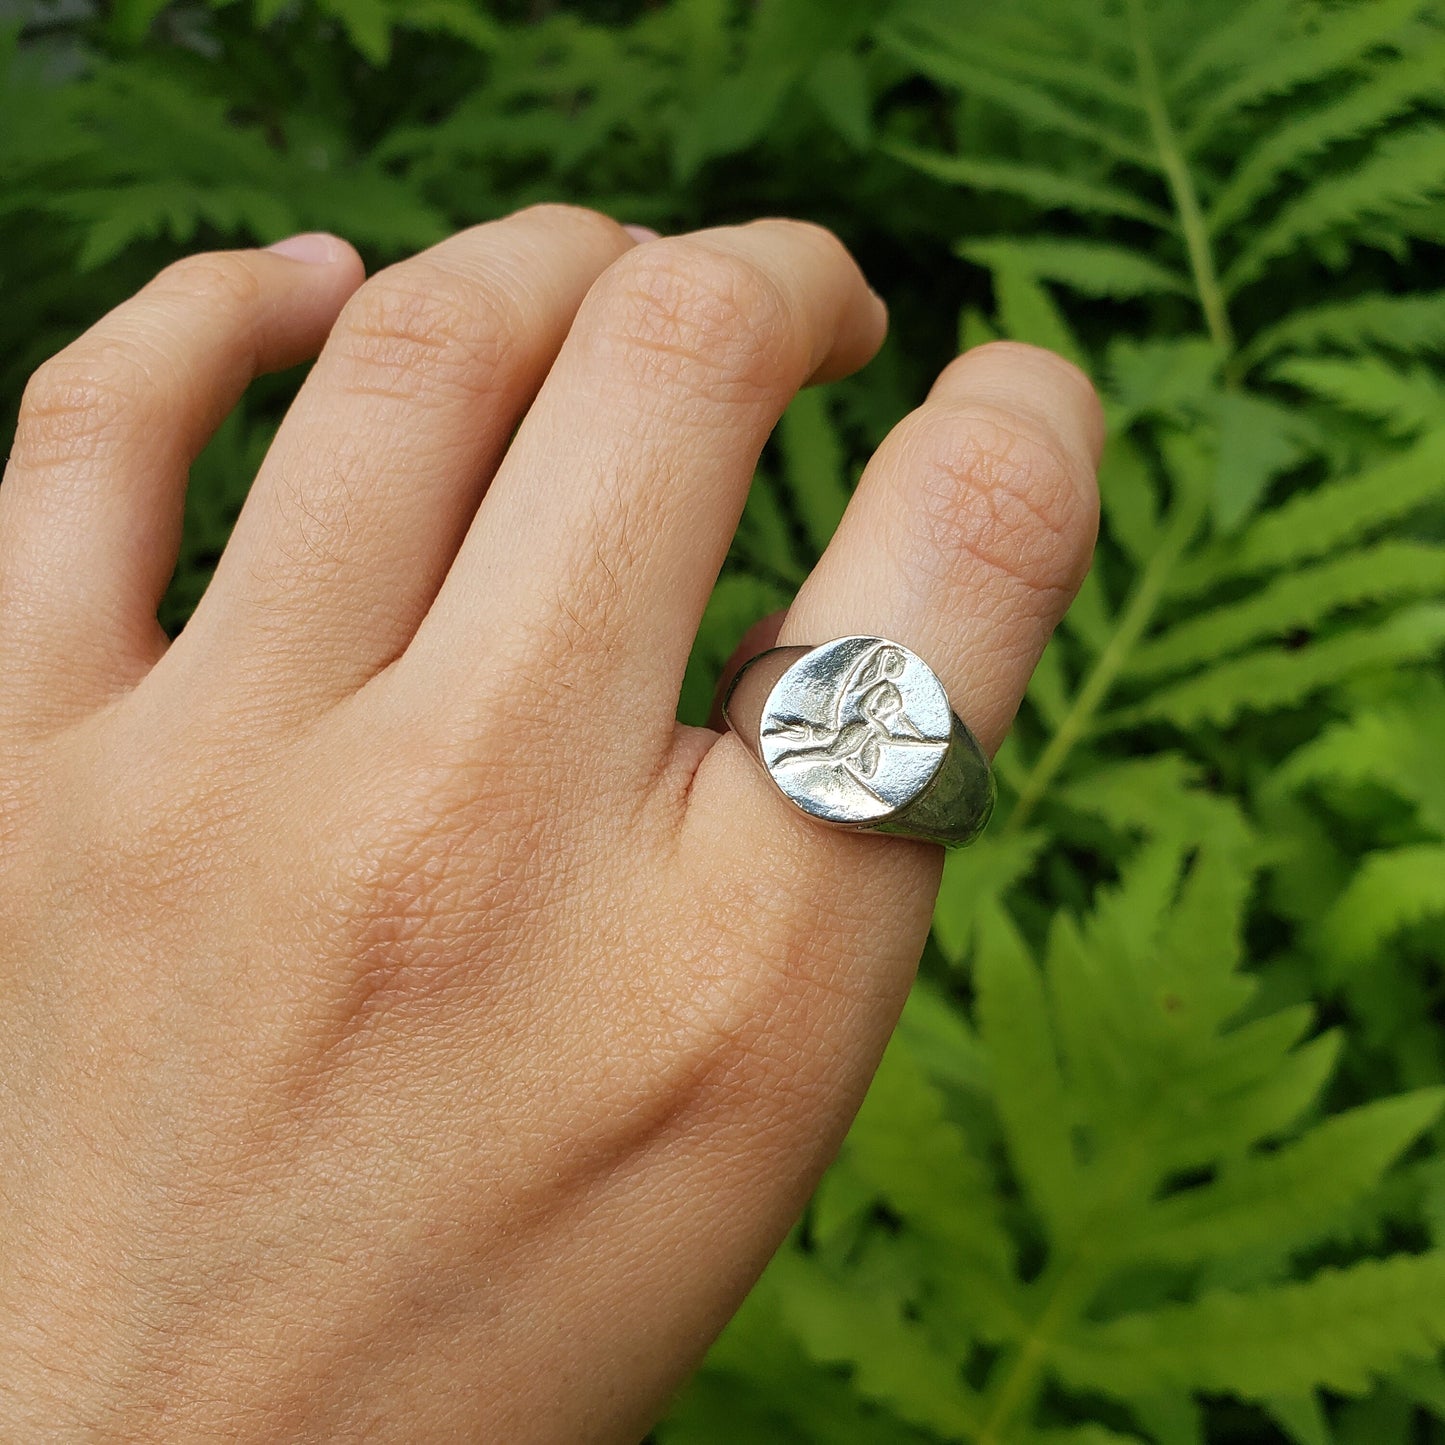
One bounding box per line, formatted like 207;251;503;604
266;232;347;264
623;224;661;244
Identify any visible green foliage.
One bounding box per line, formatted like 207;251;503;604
4;0;1445;1440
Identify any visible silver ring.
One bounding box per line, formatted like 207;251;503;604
721;635;994;848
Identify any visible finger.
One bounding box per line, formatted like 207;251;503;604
401;220;886;768
0;237;362;720
784;340;1103;752
687;338;1103;959
174;206;637;714
708;607;787;730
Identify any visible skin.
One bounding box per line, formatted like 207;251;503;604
0;209;1103;1441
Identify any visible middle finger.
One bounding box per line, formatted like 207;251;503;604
400;220;885;771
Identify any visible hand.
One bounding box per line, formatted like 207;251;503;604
0;210;1101;1441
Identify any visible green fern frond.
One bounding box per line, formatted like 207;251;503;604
1276;678;1445;836
989;262;1088;369
1208;42;1445;236
777;388;849;556
1054;754;1253;852
1246;290;1445;364
1105;336;1222;424
960;238;1191;299
933;829;1046;963
1224;125;1445;296
1323;845;1445;968
906;19;1141;113
1262;1393;1332;1445
772;1252;984;1439
1056;1251;1445;1400
1166;429;1445;596
1272;355;1445;437
1129;542;1445;681
1165;0;1295;99
1108;604;1445;730
842;1033;1017;1291
881;27;1154;168
1181;0;1424;151
53;182;294;270
1123;1090;1445;1266
974;904;1083;1242
886;142;1168;224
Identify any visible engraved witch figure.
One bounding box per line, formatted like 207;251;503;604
763;642;937;795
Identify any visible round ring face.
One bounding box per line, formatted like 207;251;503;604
759;636;951;825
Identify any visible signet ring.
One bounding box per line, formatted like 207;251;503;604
721;635;995;849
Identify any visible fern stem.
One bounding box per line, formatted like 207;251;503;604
1125;0;1235;355
975;1254;1099;1444
1003;483;1206;836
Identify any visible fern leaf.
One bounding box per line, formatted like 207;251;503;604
1181;0;1424;151
990;260;1088;369
974;905;1082;1242
1165;429;1445;596
1276;679;1445;836
1055;1251;1445;1400
1322;845;1445;968
881;28;1154;168
1055;754;1253;854
933;829;1045;964
1208;42;1445;236
842;1035;1018;1317
1129;1391;1204;1445
1105;336;1222;427
772;1253;983;1439
901;18;1143;114
1272;355;1445;438
1108;604;1445;730
1212;387;1309;530
1097;432;1163;564
777;388;850;557
1138;1025;1336;1180
1245;290;1445;363
1263;1392;1333;1445
960;238;1190;299
393;1;500;49
886;142;1167;225
1166;0;1294;99
1123;1090;1445;1265
1224;125;1445;296
678;1273;906;1445
1129;542;1445;681
317;0;394;64
894;979;991;1097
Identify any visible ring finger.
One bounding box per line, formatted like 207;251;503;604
686;338;1103;971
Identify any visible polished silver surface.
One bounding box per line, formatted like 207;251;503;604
722;635;994;848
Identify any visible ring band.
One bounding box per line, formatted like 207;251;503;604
721;635;994;848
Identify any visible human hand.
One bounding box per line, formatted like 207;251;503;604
0;210;1101;1440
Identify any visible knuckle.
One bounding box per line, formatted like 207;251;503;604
586;238;804;401
890;401;1099;598
299;739;553;1028
513;201;627;246
152;251;264;317
328;260;522;404
13;348;149;474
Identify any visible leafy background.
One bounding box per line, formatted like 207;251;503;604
4;0;1445;1440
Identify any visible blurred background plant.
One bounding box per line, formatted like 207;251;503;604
4;0;1445;1440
